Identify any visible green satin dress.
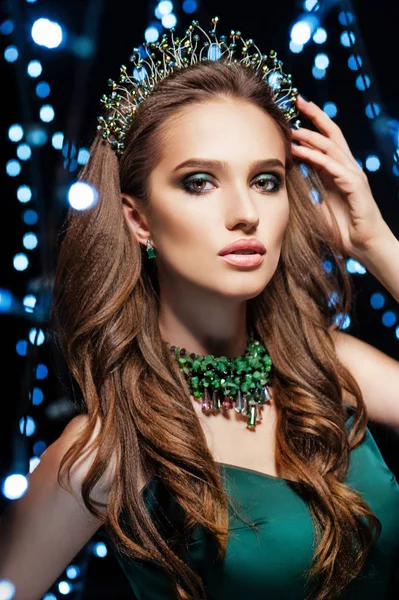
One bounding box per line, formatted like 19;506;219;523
98;409;399;598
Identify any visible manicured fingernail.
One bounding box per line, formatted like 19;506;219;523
300;94;310;102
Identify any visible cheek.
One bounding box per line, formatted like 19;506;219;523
150;198;214;253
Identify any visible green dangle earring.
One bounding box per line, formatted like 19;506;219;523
146;239;156;259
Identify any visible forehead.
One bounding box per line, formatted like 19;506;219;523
156;99;287;168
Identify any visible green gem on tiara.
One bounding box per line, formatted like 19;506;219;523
98;16;301;157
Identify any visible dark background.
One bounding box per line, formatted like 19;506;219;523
1;0;399;597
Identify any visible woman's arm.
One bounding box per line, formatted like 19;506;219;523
0;415;112;600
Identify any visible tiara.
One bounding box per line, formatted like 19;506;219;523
97;16;301;156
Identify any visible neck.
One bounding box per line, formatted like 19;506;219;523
158;282;249;359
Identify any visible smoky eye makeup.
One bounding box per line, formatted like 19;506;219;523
179;171;284;195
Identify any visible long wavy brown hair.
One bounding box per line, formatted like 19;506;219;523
51;58;381;600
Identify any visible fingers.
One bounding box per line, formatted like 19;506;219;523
296;95;355;161
291;127;360;174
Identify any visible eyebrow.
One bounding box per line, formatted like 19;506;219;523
172;158;286;172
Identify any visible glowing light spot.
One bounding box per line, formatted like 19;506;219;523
8;124;23;142
4;45;18;62
13;253;29;271
40;104;55;122
20;415;36;436
23;232;38;250
365;155;380;172
323;102;337;118
29;327;45;345
31;18;63;49
27;59;42;77
315;53;329;69
144;26;159;43
68;182;98;210
313;27;327;43
370;292;385;309
17;143;32;161
6;159;21;177
17;185;32;202
2;473;28;500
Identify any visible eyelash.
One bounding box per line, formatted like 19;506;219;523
180;172;283;196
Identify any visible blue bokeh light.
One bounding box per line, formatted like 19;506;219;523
313;27;327;44
93;542;108;558
365;102;380;119
40;104;55;122
346;258;366;274
315;53;329;69
23;294;37;312
20;416;36;437
27;59;42;77
31;388;44;406
157;1;173;15
162;13;177;28
0;19;15;35
323;102;337;118
66;565;81;579
312;65;326;79
4;45;18;62
16;340;28;356
2;473;28;500
33;439;47;455
68;182;98;210
335;313;351;330
290;20;313;45
365;155;380;172
17;185;32;203
36;364;48;379
0;289;13;312
382;311;397;327
52;132;64;149
370;292;385;309
182;0;197;13
355;74;370;91
8;124;24;142
31;18;63;49
14;253;29;271
338;11;354;25
17;143;32;161
348;55;362;70
77;147;90;165
36;81;50;98
6;159;21;177
58;581;73;595
340;31;355;47
23;232;38;250
144;26;159;43
304;0;319;10
29;327;45;345
23;209;38;225
26;127;47;146
289;40;304;53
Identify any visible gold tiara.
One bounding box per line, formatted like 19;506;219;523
97;16;301;156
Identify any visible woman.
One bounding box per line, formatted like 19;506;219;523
1;16;399;600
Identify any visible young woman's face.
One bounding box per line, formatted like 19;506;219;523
146;98;290;301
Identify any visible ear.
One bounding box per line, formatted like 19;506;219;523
121;193;151;247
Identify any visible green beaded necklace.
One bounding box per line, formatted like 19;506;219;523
166;338;273;430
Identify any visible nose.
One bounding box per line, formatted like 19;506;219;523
224;186;260;232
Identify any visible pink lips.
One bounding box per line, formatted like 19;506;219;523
218;237;266;268
218;237;266;256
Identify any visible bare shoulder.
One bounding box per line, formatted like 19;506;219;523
0;414;115;599
331;329;399;427
56;413;118;504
